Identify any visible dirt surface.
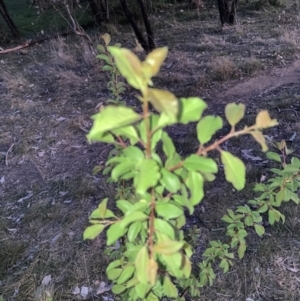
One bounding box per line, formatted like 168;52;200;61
1;1;300;300
216;57;300;101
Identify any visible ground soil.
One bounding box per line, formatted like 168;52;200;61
1;1;300;300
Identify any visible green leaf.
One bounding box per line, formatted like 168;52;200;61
102;65;113;72
112;284;126;294
135;283;149;299
160;168;180;193
97;44;106;53
184;155;218;173
107;268;123;280
106;259;122;272
96;54;111;64
117;265;135;284
107;222;126;246
153;241;184;255
182;255;192;278
254;224;265;237
197;116;223;144
266;152;281;162
123;146;145;160
88;106;141;141
120;211;148;228
112;160;135;181
161;252;183;277
219;258;230;273
148;88;178;119
156;203;183;219
127;221;142;242
225;103;245;127
221;151;246;190
135;246;150;285
98;198;108;218
178;97;207;124
134;159;160;195
83;224;105;240
186;171;204;205
108;47;144;90
116;200;133;214
163;276;178;298
162;132;175;158
238;242;246;259
112;126;139;145
154;219;175;239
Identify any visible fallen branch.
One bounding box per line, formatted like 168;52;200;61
0;30;73;54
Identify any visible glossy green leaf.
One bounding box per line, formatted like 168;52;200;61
127;221;142;242
160;168;180;193
120;211;148;228
184;155;218;173
197;115;223;144
116;200;133;214
178;97;207;124
112;284;126;294
117;265;135;284
225;103;245;127
88;106;141;141
163;276;178;298
153;241;184;255
107;222;126;246
186;171;204;205
162;132;175;158
108;47;144;90
221;151;246;190
173;194;194;215
156;203;183;219
83;224;105;240
154;218;175;240
135;246;150;285
111;160;135;181
134;159;160;195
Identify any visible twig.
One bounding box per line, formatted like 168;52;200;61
5;143;14;166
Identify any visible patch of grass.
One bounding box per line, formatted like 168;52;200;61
239;57;263;75
209;56;238;81
0;241;28;279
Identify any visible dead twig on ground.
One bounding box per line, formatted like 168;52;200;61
5;143;14;166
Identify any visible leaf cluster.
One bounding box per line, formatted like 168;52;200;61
83;45;282;300
96;33;126;105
